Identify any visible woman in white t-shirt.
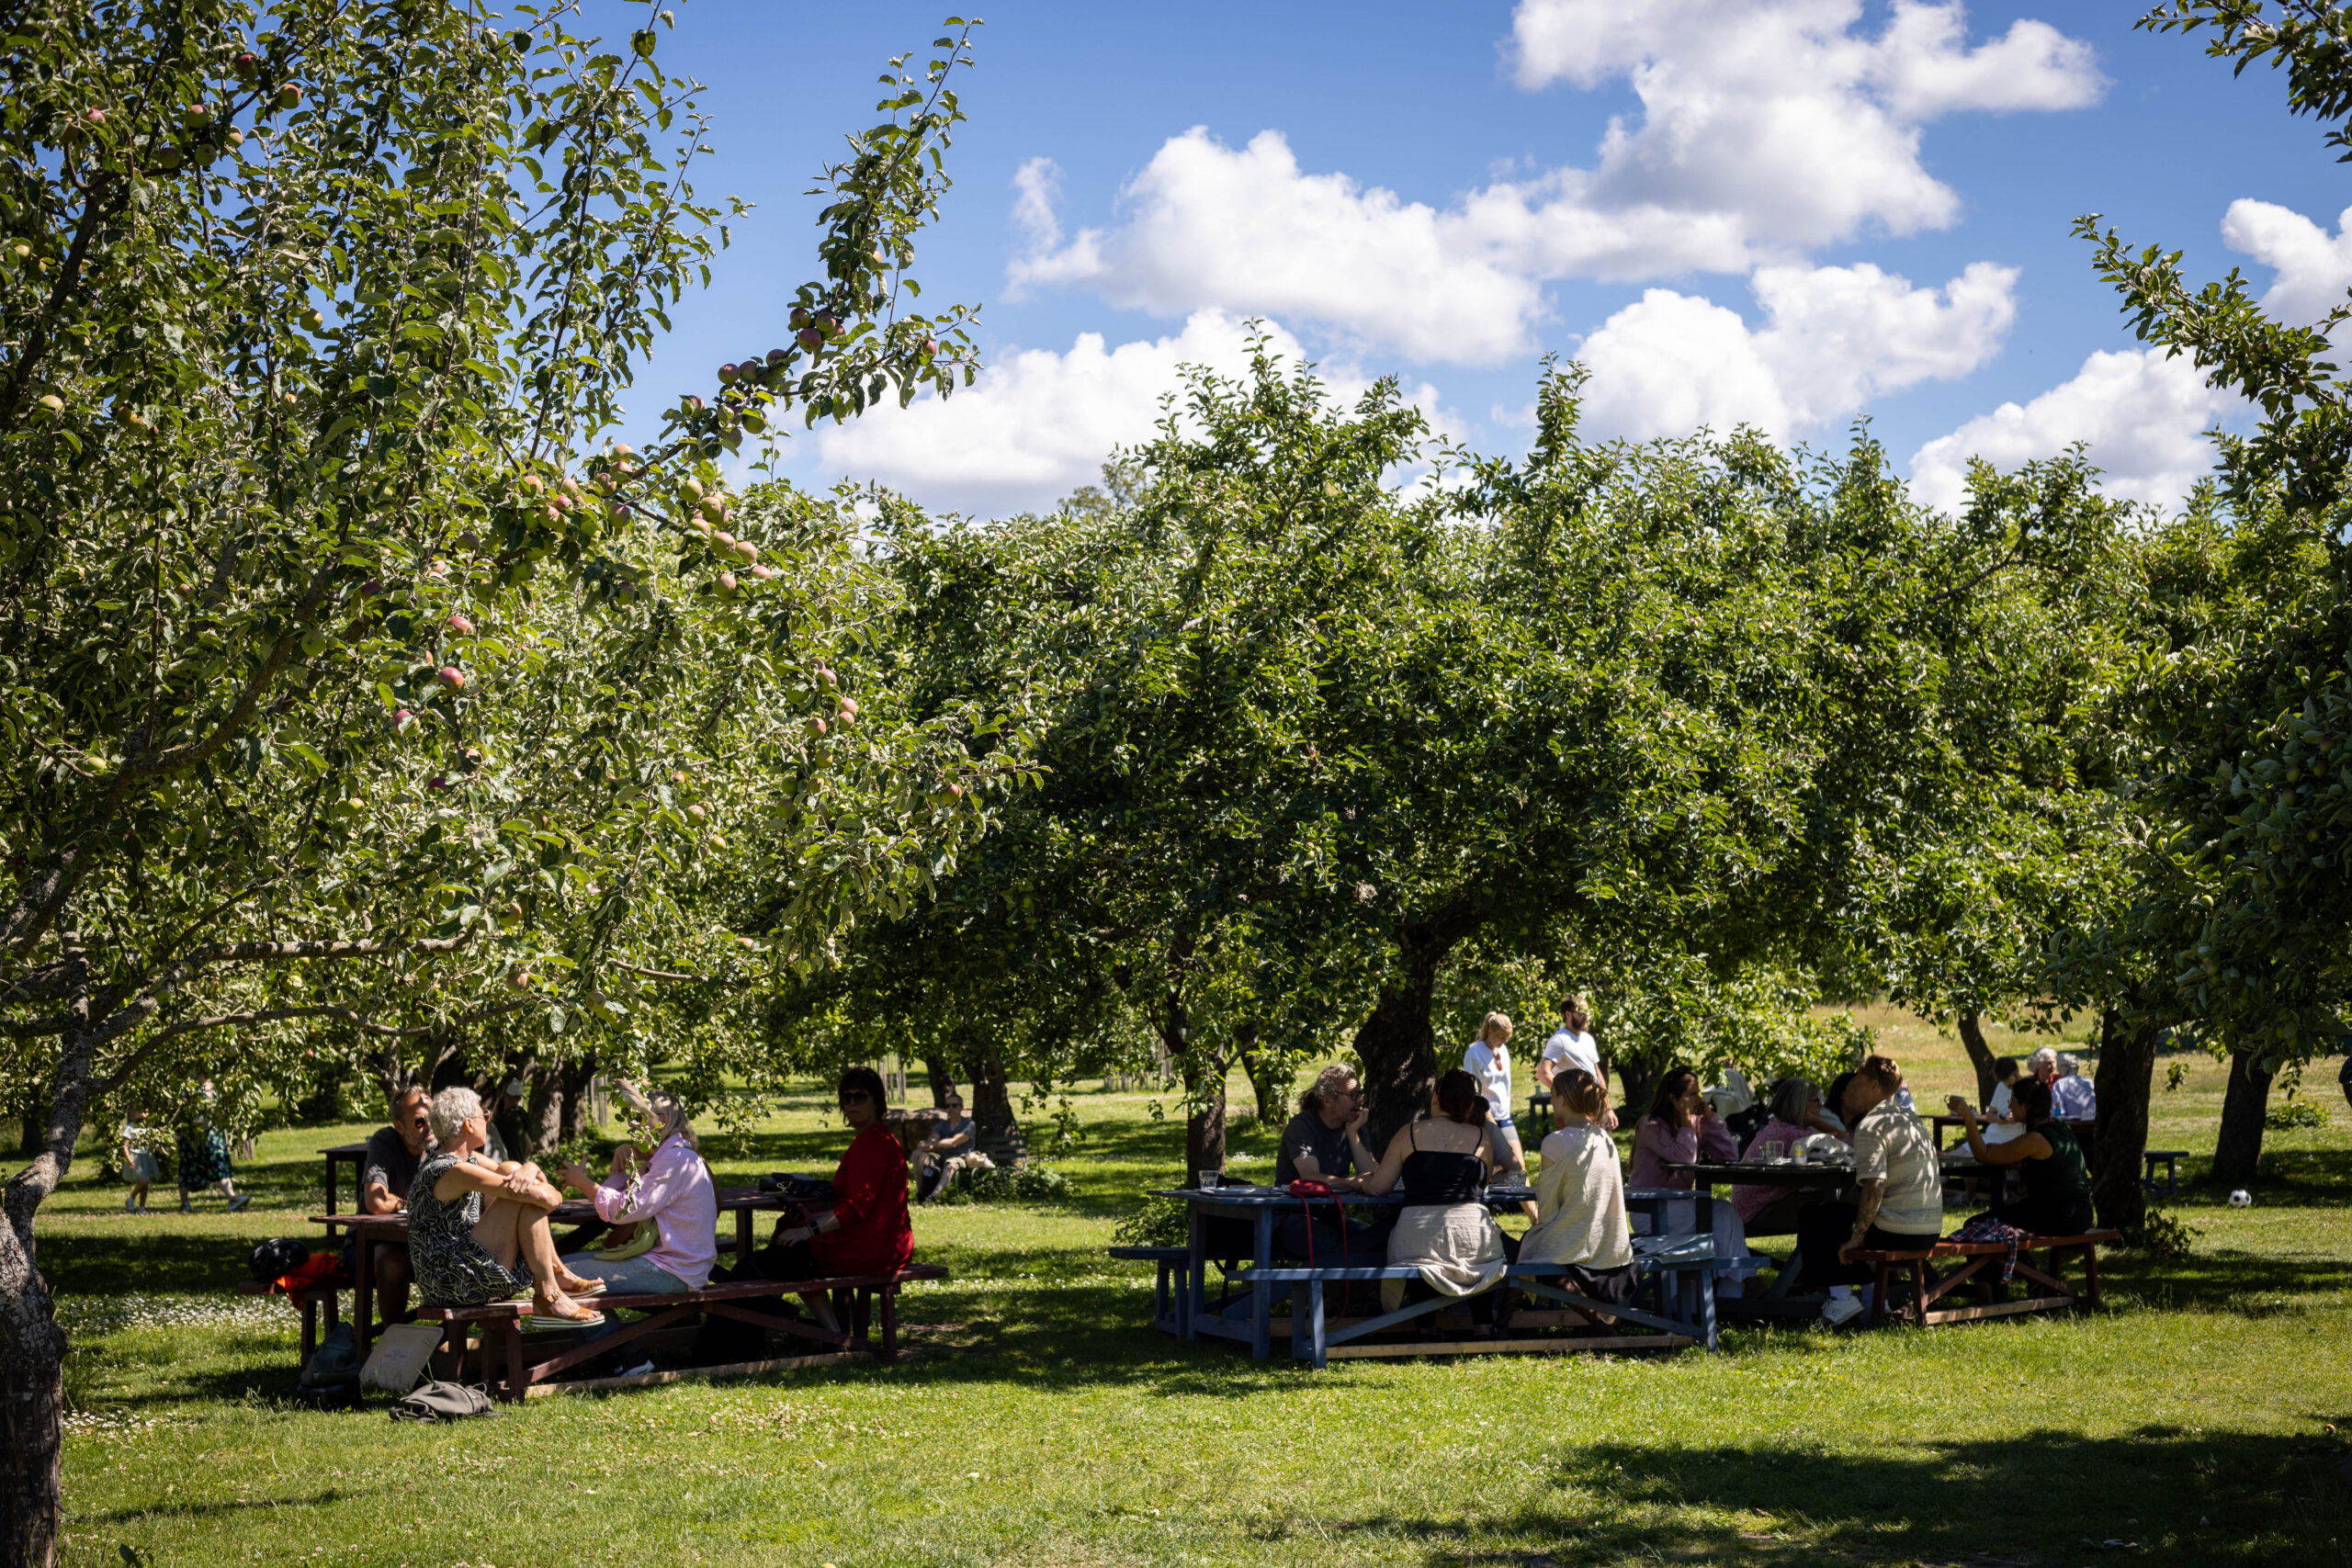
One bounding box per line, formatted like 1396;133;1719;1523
1462;1012;1531;1196
1982;1056;2027;1145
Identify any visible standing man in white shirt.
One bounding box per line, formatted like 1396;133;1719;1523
1534;993;1617;1131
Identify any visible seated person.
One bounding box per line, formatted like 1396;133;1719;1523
1518;1068;1638;1306
351;1085;438;1321
1628;1066;1737;1189
1272;1064;1387;1262
407;1087;603;1329
1979;1057;2028;1145
1817;1070;1858;1135
558;1080;716;1294
1797;1055;1942;1326
1946;1077;2093;1237
1731;1076;1846;1236
915;1092;993;1203
754;1067;913;1329
2051;1054;2097;1120
1360;1070;1510;1323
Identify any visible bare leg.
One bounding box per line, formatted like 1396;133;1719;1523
474;1197;592;1320
472;1191;526;1269
375;1247;414;1323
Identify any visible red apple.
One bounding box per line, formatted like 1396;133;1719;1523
509;970;533;989
765;347;788;367
752;564;776;581
393;706;415;728
789;306;811;330
446;612;474;636
948;782;964;798
275;83;300;110
718;362;739;382
437;666;466;690
687;803;707;822
839;696;860;718
733;540;758;562
814;313;838;338
809;716;828;736
85;108;106;126
817;664;836;687
717;570;738;596
797;327;822;351
713;530;735;547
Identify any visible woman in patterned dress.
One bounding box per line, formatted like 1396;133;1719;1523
407;1086;604;1329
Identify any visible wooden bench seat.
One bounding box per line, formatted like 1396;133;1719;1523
1236;1252;1719;1369
416;1262;948;1400
1106;1246;1192;1335
1849;1229;2119;1328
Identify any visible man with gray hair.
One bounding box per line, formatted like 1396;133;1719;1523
1274;1064;1387;1263
2051;1054;2097;1120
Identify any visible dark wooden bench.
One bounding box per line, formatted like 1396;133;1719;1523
1238;1237;1723;1369
1851;1229;2118;1328
1106;1246;1192;1335
2143;1149;2187;1197
236;1278;346;1362
416;1262;948;1400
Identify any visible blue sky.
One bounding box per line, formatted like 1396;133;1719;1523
610;0;2352;517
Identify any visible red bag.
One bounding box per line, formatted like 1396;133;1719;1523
1284;1181;1348;1268
271;1253;348;1293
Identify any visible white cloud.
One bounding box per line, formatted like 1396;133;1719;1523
2222;198;2352;326
1577;262;2018;442
1011;3;2097;365
1010;132;1553;365
808;311;1310;514
1906;348;2241;513
1512;1;2099;247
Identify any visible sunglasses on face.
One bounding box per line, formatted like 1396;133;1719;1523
839;1090;873;1105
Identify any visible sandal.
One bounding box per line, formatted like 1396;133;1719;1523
557;1275;609;1297
526;1300;605;1331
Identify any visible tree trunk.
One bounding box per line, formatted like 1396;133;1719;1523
17;1096;42;1159
1170;989;1227;1176
1234;1026;1281;1123
3;942;96;1568
521;1066;564;1158
2090;1002;2160;1231
1956;1010;2000;1109
967;1044;1018;1145
556;1059;598;1141
2212;1048;2274;1190
922;1054;957;1109
1350;901;1483;1146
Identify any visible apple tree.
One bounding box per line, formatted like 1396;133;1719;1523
0;5;993;1559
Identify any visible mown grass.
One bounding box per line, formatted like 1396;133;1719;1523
40;1010;2352;1567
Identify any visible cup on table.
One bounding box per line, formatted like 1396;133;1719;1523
1791;1144;1808;1166
1761;1139;1785;1162
1194;1168;1221;1191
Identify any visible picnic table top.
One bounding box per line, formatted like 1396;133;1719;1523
1150;1183;1540;1205
320;1141;369;1156
311;1183;794;1231
1668;1155;1990;1187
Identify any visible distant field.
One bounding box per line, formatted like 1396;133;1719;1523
39;1010;2352;1567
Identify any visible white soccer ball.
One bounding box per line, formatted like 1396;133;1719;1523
2229;1189;2253;1208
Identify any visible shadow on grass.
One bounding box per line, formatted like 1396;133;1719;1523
1351;1427;2352;1566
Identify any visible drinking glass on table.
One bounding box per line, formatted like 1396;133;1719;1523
1194;1168;1221;1191
1760;1139;1785;1162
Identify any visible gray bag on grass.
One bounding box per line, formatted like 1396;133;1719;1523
389;1381;497;1422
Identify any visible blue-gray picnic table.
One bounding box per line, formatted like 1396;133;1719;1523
1131;1182;1724;1364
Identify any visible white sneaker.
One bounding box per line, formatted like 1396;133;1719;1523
1821;1294;1866;1328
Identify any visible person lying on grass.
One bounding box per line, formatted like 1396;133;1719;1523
556;1080;717;1296
408;1085;605;1330
1946;1075;2094;1238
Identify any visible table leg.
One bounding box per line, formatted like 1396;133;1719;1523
881;1283;899;1360
736;1206;752;1260
1307;1279;1327;1370
353;1232;376;1355
1250;1206;1272;1360
1185;1202;1205;1344
323;1154;337;1216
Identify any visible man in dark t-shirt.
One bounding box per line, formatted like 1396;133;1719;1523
352;1086;436;1321
1274;1065;1387;1262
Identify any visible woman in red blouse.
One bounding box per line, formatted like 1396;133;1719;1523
768;1066;913;1277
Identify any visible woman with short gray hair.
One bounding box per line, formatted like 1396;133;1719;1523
407;1086;605;1329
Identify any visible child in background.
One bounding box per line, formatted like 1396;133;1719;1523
1982;1058;2028;1145
117;1107;161;1213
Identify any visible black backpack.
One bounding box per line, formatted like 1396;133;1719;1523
250;1236;311;1280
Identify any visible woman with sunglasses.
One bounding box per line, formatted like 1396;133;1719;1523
765;1066;914;1286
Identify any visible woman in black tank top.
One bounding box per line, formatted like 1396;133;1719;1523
1360;1069;1510;1324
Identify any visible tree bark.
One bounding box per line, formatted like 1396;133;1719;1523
2212;1048;2274;1190
922;1054;957;1109
1169;989;1227;1177
966;1043;1018;1145
3;942;96;1568
1350;900;1483;1146
1956;1010;2000;1108
556;1059;598;1141
1234;1026;1281;1123
521;1066;565;1157
2090;1002;2160;1231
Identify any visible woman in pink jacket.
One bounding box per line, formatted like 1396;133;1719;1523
559;1082;717;1295
1628;1067;1737;1189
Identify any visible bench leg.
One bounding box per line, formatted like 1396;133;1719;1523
880;1283;899;1361
503;1318;525;1402
2079;1244;2101;1309
1868;1262;1889;1327
299;1298;319;1365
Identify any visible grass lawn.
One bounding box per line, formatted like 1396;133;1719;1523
39;1008;2352;1566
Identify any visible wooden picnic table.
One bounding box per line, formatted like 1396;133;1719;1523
1927;1113;2096;1152
1152;1181;1711;1360
318;1142;368;1215
312;1184;794;1354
